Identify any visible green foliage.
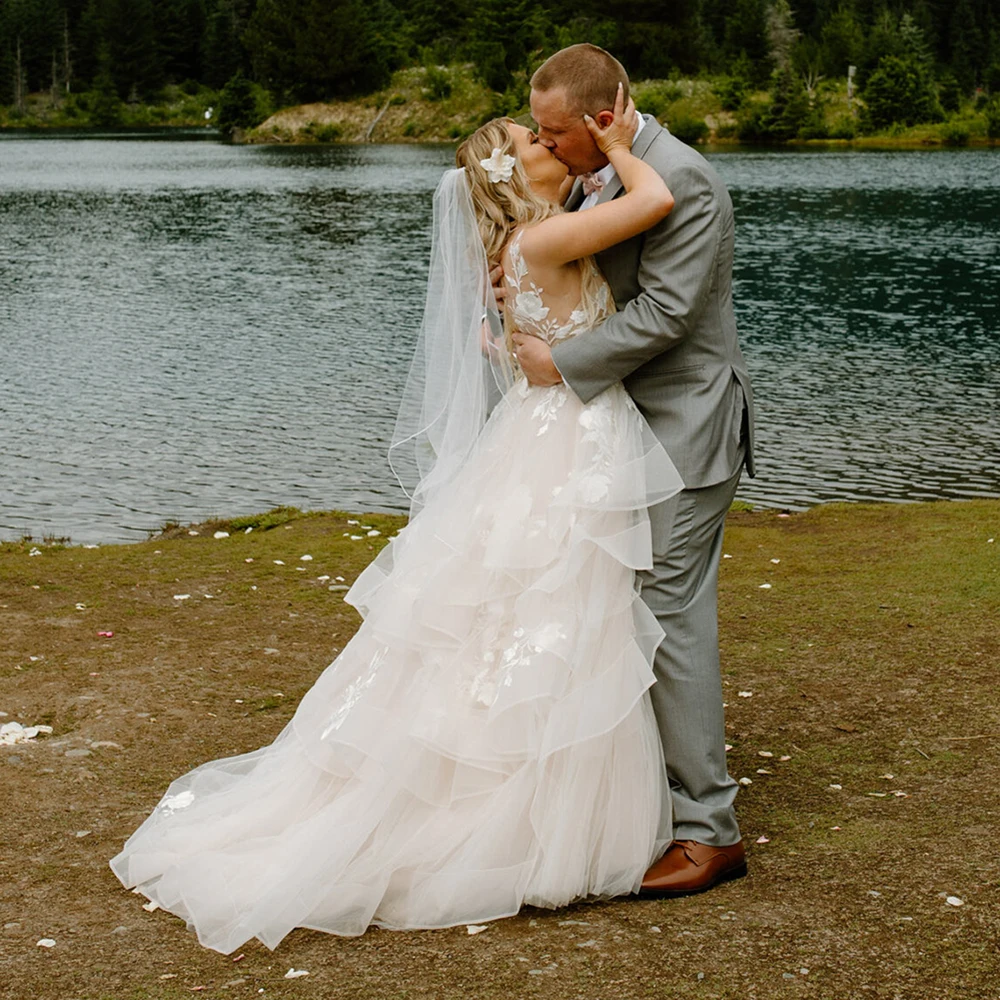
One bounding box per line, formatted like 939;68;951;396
862;55;942;130
937;73;964;113
89;60;123;125
633;81;683;119
986;99;1000;139
668;113;709;145
215;70;258;133
714;75;749;112
301;120;343;142
939;118;971;146
827;113;858;140
423;65;451;102
244;0;395;102
2;0;998;145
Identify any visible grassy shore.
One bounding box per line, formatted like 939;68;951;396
242;65;997;148
1;499;998;999
5;66;996;148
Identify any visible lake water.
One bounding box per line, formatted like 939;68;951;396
1;134;998;544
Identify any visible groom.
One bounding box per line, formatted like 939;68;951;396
513;43;756;897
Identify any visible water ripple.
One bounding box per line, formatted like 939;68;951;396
0;140;997;542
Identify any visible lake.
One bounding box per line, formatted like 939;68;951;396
1;134;998;544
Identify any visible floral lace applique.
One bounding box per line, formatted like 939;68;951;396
505;230;600;346
321;645;388;738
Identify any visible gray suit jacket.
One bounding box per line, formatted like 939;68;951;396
551;116;756;488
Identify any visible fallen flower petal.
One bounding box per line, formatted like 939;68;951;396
738;777;753;786
755;835;770;844
300;554;313;561
779;755;792;761
36;938;56;948
284;969;310;979
738;691;753;698
173;594;190;600
273;560;285;565
946;896;964;907
758;751;773;757
97;631;114;638
829;784;843;790
758;583;772;589
466;924;489;935
213;531;230;539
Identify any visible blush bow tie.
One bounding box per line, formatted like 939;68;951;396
580;172;605;197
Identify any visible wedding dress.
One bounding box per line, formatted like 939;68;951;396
110;195;684;955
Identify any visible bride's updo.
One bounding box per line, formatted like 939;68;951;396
456;119;558;265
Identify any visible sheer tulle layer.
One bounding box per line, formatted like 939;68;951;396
109;380;683;954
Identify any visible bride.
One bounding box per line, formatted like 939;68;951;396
110;88;683;955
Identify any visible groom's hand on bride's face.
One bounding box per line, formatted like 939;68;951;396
512;332;563;387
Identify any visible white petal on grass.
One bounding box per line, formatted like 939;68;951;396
188;530;198;536
213;531;229;539
738;777;753;786
300;554;313;561
829;784;843;790
756;768;773;774
758;751;774;757
245;526;253;534
349;535;363;540
336;576;345;582
367;530;381;537
779;755;792;761
738;691;753;698
946;896;964;907
29;547;41;556
770;558;781;564
466;924;489;935
347;520;359;526
36;938;56;948
755;835;770;844
723;553;733;559
75;603;86;610
284;969;310;979
273;560;285;565
173;594;190;600
758;583;772;589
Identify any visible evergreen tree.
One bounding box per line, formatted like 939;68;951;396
863;52;942;127
244;0;394;102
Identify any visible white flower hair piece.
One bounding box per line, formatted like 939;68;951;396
479;147;516;183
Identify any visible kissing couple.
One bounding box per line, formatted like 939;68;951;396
110;43;756;954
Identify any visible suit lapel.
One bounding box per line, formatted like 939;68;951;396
595;115;665;206
565;177;586;212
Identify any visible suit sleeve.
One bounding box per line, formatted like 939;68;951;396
551;162;722;404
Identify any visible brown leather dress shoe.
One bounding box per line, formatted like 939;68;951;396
639;839;747;898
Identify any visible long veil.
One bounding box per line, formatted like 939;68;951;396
389;168;514;516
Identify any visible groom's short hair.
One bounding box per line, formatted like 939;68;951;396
530;44;630;116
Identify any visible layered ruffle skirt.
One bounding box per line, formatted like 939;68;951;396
110;379;683;954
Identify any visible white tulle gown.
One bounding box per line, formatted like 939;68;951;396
109;231;684;955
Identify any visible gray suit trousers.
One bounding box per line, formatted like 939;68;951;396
639;460;744;848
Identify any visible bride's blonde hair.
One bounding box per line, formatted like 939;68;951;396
455;118;612;338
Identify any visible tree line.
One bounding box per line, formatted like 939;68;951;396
1;0;997;131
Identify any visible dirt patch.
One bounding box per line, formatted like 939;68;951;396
1;501;998;999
